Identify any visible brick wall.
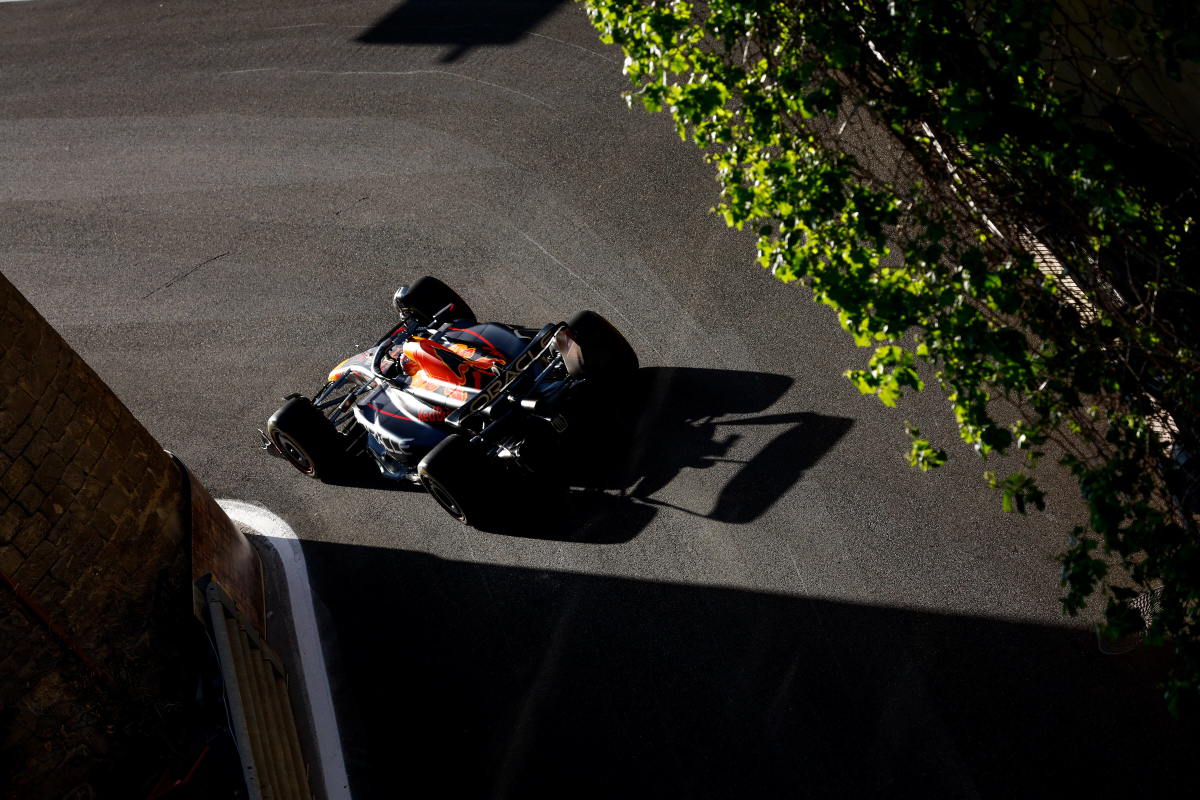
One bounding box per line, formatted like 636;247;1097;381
0;270;190;798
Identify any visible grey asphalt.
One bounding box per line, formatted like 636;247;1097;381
2;0;1194;797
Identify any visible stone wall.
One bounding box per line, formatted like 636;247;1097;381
0;270;190;798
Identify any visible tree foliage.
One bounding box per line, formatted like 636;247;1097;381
584;0;1200;710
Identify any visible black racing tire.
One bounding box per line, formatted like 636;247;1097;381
267;397;346;480
418;434;501;528
567;310;639;379
402;276;476;324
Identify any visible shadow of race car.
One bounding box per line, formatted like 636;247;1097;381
259;276;638;528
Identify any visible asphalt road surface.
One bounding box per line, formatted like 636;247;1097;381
2;1;1195;797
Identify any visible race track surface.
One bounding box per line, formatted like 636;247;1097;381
2;1;1193;796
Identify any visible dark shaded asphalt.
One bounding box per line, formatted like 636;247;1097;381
1;0;1194;797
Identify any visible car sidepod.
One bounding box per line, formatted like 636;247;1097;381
353;384;449;468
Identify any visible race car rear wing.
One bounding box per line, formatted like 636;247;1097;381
445;323;560;428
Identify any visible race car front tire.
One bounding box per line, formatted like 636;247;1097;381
401;276;477;325
418;434;501;528
267;397;345;481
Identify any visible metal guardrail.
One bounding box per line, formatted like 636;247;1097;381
202;577;312;800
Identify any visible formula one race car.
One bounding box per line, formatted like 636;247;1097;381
260;276;638;527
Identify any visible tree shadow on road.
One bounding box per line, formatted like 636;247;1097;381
356;0;568;62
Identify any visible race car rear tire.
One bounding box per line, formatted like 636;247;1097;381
418;434;501;528
267;397;346;481
402;276;477;324
567;310;639;379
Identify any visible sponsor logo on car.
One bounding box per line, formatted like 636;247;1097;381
465;328;556;414
417;407;447;423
